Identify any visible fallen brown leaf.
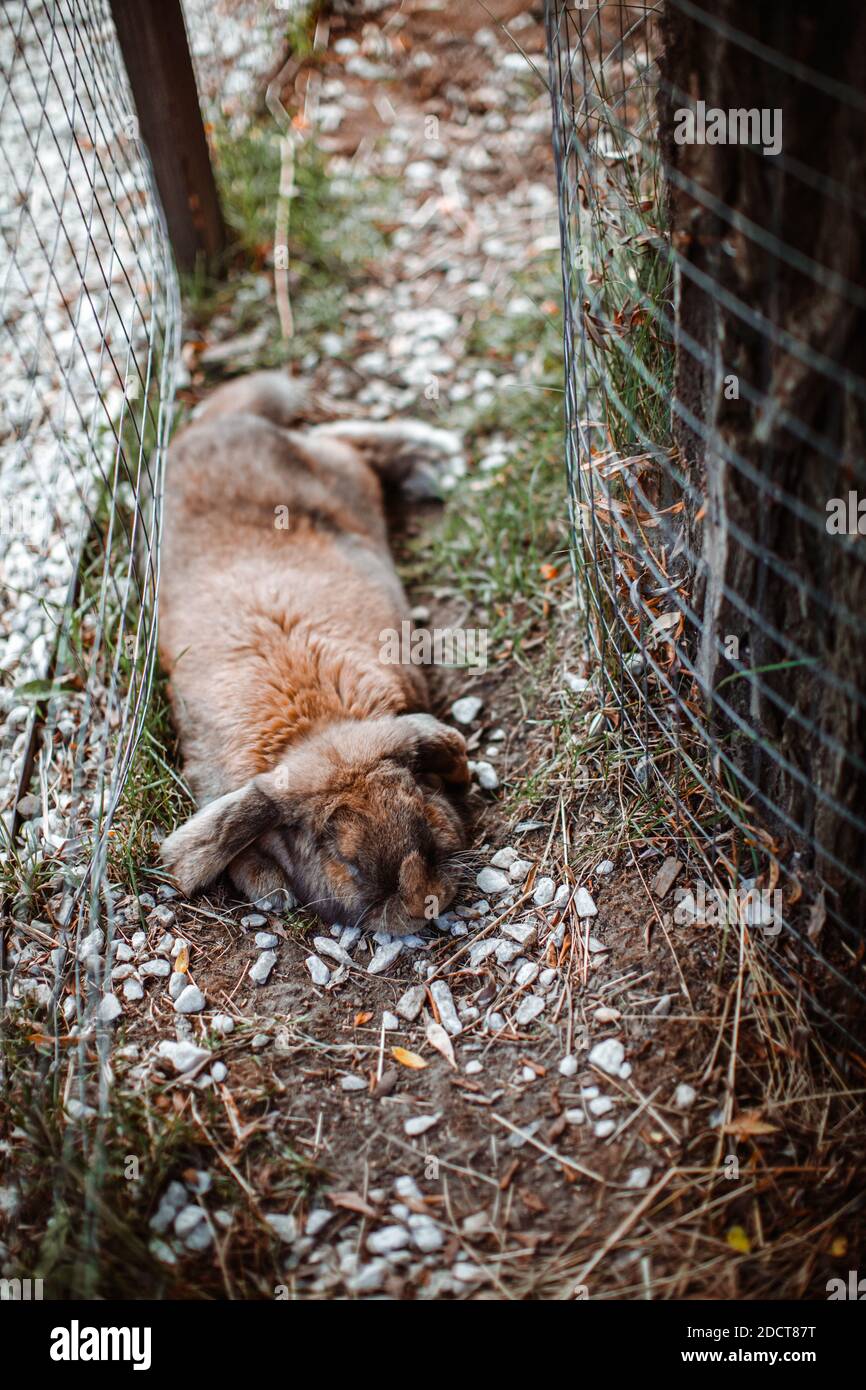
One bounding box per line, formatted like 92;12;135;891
391;1046;428;1070
723;1110;779;1138
425;1019;457;1069
328;1191;378;1219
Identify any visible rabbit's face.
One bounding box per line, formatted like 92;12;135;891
159;714;472;932
282;759;466;933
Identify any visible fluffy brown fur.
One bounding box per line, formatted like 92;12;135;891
158;371;472;934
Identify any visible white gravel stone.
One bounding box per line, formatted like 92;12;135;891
157;1040;210;1075
490;847;517;869
429;979;462;1035
341;1075;367;1092
532;876;556;907
77;928;104;963
97;994;122;1024
626;1166;652;1190
452;1261;485;1283
382;1011;399;1030
367;941;403;975
574;886;598;917
515;994;545;1026
306;1210;333;1238
409;1214;444;1252
594;1006;621;1023
495;939;522;965
314;936;354;967
465;1059;483;1076
211;1014;235;1036
476;866;510;895
185;1221;213;1252
473;760;499;790
396;984;426;1021
174;1205;205;1239
251;1034;270;1050
501;920;536;946
467;937;498;969
596;859;615;876
508;857;533;882
249;951;276;985
594;1119;616;1139
674;1083;697;1110
66;1098;96;1120
211;1062;228;1083
266;1213;297;1243
558;1054;578;1077
404;1112;441;1137
140;958;170;978
515;961;539;988
563;670;590;693
564;1108;586;1124
241;913;267;928
305;955;331;986
174;985;205;1014
149;1237;178;1264
149;1181;187;1232
168;972;187;1001
589;1038;625;1075
367;1224;409;1254
255;931;279;950
123;977;144;1001
588;1096;613;1117
450;695;482;725
349;1259;388;1294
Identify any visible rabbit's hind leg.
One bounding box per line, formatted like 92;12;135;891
309;419;465;498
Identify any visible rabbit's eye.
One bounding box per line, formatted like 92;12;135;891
334;856;362;884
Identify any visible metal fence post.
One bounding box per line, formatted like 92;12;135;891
109;0;226;271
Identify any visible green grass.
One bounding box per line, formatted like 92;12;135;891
0;1014;321;1298
407;260;569;656
182;123;397;370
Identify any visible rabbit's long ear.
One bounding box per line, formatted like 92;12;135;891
393;713;470;787
160;777;283;896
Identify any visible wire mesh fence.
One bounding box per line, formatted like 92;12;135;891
546;0;866;1053
0;0;179;1046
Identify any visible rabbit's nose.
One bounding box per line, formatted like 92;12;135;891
398;851;431;919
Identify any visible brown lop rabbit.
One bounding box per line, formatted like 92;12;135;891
158;371;473;935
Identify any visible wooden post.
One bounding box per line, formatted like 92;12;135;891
110;0;226;271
